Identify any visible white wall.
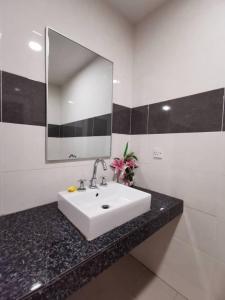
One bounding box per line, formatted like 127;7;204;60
48;56;112;126
0;0;133;215
131;1;225;299
2;0;133;108
61;57;112;123
2;1;225;298
48;84;62;124
133;0;225;106
48;57;113;161
48;136;111;161
60;136;111;159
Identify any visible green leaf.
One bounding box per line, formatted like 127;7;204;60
125;152;138;161
123;142;129;158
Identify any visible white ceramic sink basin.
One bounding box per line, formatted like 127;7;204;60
58;182;151;240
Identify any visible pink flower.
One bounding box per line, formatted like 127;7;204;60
125;159;137;168
111;158;125;171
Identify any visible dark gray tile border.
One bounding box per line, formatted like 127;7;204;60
60;118;94;138
131;105;148;135
49;114;111;138
2;71;113;135
93;113;112;136
112;103;131;134
48;124;61;137
2;71;46;126
148;89;224;134
2;71;225;135
222;91;225;131
60;123;76;137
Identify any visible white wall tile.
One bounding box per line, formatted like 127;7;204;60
211;260;225;300
0;130;126;214
111;133;131;158
135;162;220;216
131;131;225;299
51;136;111;161
1;2;225;300
1;164;92;214
133;273;177;300
132;232;214;300
131;1;225;299
132;217;181;272
69;255;178;300
1;0;133;107
1;123;86;170
131;133;225;175
215;175;225;221
174;207;216;257
1;123;119;171
131;132;225;298
47;137;62;161
174;293;188;300
133;0;225;106
59;58;112;123
1;123;46;171
2;169;55;214
0;0;134;214
215;219;225;264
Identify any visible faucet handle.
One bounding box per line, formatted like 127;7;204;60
78;179;86;191
100;176;107;186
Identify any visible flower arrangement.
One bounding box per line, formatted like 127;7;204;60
110;142;138;186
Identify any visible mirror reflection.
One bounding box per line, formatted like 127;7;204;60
46;28;113;161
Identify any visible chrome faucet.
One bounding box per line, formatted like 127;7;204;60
89;158;107;189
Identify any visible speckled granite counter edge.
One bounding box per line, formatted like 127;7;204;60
24;191;183;300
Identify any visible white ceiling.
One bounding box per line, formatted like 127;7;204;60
48;29;98;86
105;0;169;24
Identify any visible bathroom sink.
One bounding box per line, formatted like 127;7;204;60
58;182;151;240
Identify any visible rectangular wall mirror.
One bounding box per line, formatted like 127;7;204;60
46;28;113;161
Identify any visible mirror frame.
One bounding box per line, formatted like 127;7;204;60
45;27;113;163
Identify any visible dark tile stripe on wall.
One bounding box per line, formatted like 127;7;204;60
48;124;61;137
148;89;224;134
112;103;131;134
2;71;46;126
1;71;125;135
131;105;148;134
2;71;225;135
93;114;111;136
61;118;93;138
48;114;111;138
223;94;225;131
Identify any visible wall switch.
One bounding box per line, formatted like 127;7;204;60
153;148;163;159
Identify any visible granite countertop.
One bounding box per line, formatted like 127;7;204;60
0;187;183;300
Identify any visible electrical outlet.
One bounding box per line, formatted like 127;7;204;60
153;148;163;159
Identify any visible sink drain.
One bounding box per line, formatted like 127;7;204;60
101;204;110;209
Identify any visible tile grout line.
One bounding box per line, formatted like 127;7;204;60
130;255;185;299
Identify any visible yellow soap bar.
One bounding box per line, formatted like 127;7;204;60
67;186;77;192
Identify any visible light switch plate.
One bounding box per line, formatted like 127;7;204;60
153;148;163;159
